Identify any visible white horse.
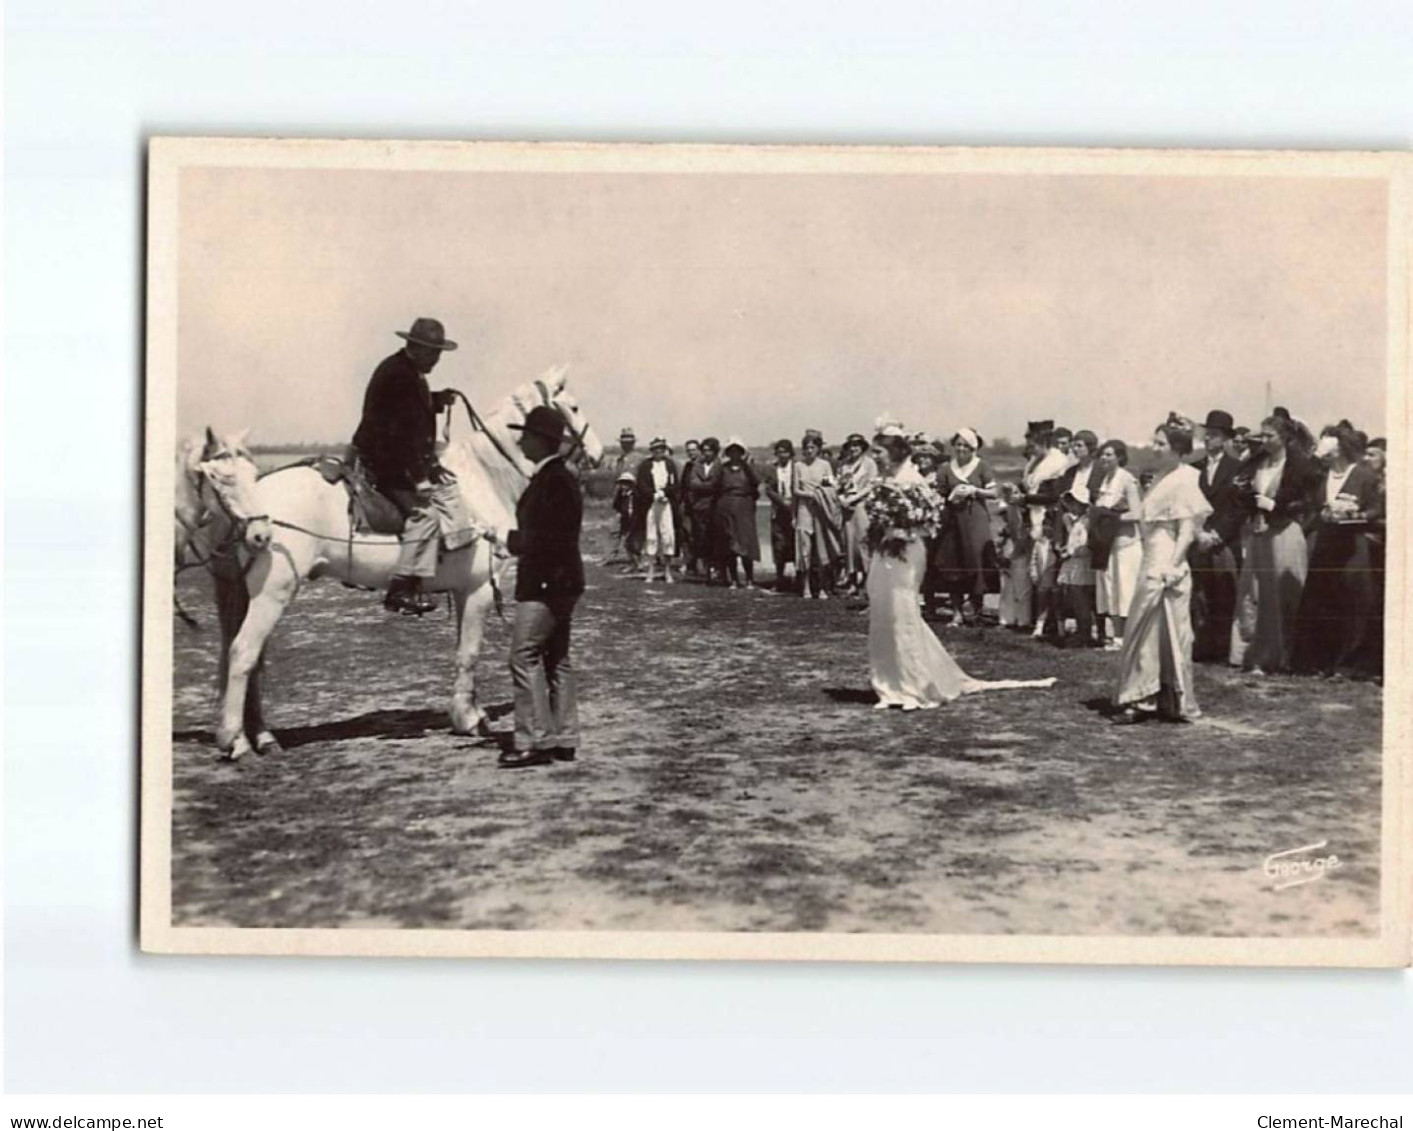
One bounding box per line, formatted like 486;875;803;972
183;367;603;760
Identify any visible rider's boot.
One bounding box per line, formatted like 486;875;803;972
384;575;437;615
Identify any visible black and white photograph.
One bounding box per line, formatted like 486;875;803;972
141;139;1409;965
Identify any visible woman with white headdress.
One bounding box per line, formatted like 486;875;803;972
866;435;1056;709
933;427;1000;627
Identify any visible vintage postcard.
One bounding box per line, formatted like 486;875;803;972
142;138;1410;965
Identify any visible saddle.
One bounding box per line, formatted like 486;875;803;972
313;453;407;536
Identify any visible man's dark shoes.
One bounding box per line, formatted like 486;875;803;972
498;748;555;769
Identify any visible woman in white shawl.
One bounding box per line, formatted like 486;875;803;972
1112;416;1212;723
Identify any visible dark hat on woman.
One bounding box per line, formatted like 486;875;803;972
1202;409;1235;435
844;432;868;452
773;438;795;455
802;428;825;447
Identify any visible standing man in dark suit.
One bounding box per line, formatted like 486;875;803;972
1189;409;1245;661
496;405;585;768
351;317;461;615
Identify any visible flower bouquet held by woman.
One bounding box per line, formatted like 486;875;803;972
865;475;943;561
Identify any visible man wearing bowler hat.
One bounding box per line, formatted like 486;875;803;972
494;404;585;768
352;317;463;615
1189;408;1245;662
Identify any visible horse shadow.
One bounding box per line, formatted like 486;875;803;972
172;702;515;750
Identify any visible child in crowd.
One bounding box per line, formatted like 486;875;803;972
996;481;1034;629
1056;487;1096;646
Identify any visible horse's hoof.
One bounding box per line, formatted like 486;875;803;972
219;746;241;762
449;704;486;736
254;732;283;756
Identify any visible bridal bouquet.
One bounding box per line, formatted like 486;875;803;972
865;480;942;559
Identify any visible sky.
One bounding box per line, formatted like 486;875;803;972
176;165;1391;450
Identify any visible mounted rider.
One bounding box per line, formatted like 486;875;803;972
351;317;463;615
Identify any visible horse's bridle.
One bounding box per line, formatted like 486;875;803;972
449;382;591;477
532;378;593;463
177;460;269;576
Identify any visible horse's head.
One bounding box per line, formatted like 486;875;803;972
192;426;273;553
174;437;209;564
514;365;604;468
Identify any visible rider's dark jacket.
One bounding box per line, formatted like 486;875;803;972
351;349;438;491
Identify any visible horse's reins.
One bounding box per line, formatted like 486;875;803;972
179;393;590;623
441;385;590;617
171;465;270;627
174;471;265;572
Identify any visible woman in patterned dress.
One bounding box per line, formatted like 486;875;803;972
836;433;879;597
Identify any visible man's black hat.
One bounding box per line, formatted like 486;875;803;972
508;405;567;444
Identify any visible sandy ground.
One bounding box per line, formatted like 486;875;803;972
169;506;1383;936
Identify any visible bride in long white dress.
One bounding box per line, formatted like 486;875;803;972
867;436;1057;710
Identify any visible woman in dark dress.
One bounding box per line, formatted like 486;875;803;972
932;428;999;626
685;436;725;585
717;437;762;590
1229;411;1322;673
1358;437;1388;678
678;439;702;574
1291;422;1383;676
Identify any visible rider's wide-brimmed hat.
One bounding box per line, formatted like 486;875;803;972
508;404;568;444
396;317;458;351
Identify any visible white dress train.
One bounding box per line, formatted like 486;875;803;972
868;539;1057;708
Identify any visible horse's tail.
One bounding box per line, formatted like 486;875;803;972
213;572;249;691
